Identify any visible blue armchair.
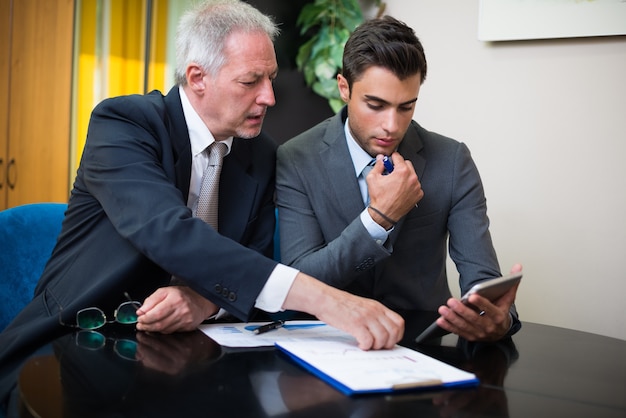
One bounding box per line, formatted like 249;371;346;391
0;203;67;332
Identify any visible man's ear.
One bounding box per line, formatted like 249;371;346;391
337;74;350;103
186;64;206;93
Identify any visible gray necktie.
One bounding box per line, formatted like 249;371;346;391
196;142;228;230
360;158;376;204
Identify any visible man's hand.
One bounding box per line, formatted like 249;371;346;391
282;272;405;350
436;264;522;342
366;152;423;229
136;286;219;333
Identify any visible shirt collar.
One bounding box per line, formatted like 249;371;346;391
179;85;233;157
344;117;374;177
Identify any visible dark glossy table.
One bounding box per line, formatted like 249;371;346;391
2;312;625;418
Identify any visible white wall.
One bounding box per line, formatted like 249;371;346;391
382;0;626;340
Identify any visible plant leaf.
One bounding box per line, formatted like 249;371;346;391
296;0;369;110
329;98;345;113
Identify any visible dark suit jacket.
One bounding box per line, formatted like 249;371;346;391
0;87;278;375
277;108;518;323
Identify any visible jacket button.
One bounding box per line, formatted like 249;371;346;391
228;292;237;302
222;287;229;297
354;257;375;272
214;284;222;293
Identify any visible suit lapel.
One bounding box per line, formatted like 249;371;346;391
219;139;257;242
398;121;426;178
164;87;193;199
388;121;425;242
319;112;366;222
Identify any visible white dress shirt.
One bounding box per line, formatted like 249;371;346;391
179;86;296;313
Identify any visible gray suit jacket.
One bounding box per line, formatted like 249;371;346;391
277;108;512;315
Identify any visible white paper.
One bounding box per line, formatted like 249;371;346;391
198;320;350;348
276;339;478;393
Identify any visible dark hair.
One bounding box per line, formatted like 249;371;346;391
342;16;427;89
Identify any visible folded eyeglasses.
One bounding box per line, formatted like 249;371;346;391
58;293;141;330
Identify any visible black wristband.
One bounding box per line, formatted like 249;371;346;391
368;205;398;226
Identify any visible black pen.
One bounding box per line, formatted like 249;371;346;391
254;320;285;335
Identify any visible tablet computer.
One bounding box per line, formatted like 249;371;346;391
414;272;522;344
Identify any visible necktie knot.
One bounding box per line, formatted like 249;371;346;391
361;158;376;178
207;142;228;166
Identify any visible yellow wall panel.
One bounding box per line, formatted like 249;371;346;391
75;0;98;169
148;0;168;92
73;0;173;167
108;0;145;97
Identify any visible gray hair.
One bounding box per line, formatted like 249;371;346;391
174;0;279;85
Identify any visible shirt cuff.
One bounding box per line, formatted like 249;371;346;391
360;208;391;246
255;264;299;313
213;309;230;320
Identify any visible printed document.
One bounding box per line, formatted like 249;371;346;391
200;320;478;395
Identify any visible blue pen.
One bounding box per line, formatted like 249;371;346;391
382;155;394;175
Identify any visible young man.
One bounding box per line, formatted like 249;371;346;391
0;0;404;382
277;16;522;342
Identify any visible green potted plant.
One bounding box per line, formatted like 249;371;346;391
296;0;385;113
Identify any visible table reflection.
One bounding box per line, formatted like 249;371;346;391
11;313;521;418
19;327;222;418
